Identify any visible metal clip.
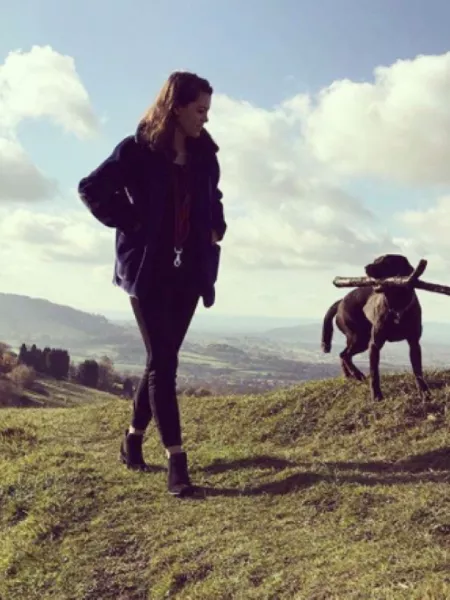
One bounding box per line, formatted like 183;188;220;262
174;247;183;267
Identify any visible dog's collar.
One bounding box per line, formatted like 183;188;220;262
386;294;415;324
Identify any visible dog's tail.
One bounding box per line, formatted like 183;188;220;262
321;300;341;353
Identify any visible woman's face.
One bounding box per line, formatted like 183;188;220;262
175;92;211;138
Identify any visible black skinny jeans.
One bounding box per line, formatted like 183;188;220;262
130;274;200;447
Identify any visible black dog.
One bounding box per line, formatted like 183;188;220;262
321;254;429;401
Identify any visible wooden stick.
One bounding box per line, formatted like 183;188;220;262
408;259;428;283
333;275;407;288
333;276;450;297
415;279;450;297
332;259;450;296
373;258;428;291
333;259;428;290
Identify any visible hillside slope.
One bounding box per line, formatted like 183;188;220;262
1;372;449;599
0;292;136;350
0;374;119;409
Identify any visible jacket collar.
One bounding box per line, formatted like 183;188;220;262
187;128;219;154
135;124;219;158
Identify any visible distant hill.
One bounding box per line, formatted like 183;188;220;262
5;292;450;391
264;319;450;346
0;292;138;350
264;322;321;344
262;316;450;370
0;293;344;391
205;343;249;358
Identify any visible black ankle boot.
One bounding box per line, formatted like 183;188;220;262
119;429;151;472
168;452;195;497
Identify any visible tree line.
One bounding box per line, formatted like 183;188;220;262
18;344;70;379
2;342;213;399
14;343;134;396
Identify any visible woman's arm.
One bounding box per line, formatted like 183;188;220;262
210;154;227;241
78;136;141;233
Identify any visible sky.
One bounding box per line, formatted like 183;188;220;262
3;0;450;322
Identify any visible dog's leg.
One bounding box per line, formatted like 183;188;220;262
339;352;353;378
369;328;386;401
340;350;366;381
339;333;368;381
408;338;430;398
339;339;353;378
344;340;369;381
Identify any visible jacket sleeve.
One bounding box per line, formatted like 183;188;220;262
211;154;227;241
77;137;141;233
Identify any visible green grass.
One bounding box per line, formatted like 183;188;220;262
1;370;449;599
2;376;117;409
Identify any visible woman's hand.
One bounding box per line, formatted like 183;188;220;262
211;229;219;244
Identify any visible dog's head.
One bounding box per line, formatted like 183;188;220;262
364;254;414;280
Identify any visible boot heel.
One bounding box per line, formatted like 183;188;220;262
119;429;151;472
168;452;195;497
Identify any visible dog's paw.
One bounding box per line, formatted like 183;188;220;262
419;389;431;401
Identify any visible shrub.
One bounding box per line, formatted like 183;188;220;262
77;360;99;388
123;377;134;398
9;365;36;390
0;351;17;374
0;378;16;407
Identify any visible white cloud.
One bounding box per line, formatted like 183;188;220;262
0;204;121;314
222;211;399;270
4;47;450;319
207;51;450;279
0;45;99;202
0;138;57;201
0;45;98;138
399;196;450;241
0;207;113;265
209;94;398;271
301;52;450;185
395;196;450;273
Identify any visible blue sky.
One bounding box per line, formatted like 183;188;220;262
2;0;450;319
5;0;450;102
3;0;449;205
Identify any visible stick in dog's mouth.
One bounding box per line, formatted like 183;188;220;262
331;258;450;297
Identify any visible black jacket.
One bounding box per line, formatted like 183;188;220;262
78;127;226;307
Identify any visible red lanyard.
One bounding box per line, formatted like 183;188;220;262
173;165;191;267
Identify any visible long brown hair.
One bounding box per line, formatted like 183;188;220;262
138;71;213;152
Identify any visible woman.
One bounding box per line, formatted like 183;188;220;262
78;72;226;497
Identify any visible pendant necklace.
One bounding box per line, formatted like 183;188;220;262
173;164;191;268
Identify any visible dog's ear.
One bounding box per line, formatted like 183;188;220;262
365;262;382;278
385;255;415;276
365;254;414;279
399;257;414;276
365;255;386;279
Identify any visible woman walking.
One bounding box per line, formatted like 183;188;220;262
78;72;226;497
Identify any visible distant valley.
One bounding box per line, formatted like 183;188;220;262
1;292;450;393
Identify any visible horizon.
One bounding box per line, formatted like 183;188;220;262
3;1;450;320
4;290;450;334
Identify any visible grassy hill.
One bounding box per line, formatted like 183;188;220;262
0;374;119;409
1;371;449;599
